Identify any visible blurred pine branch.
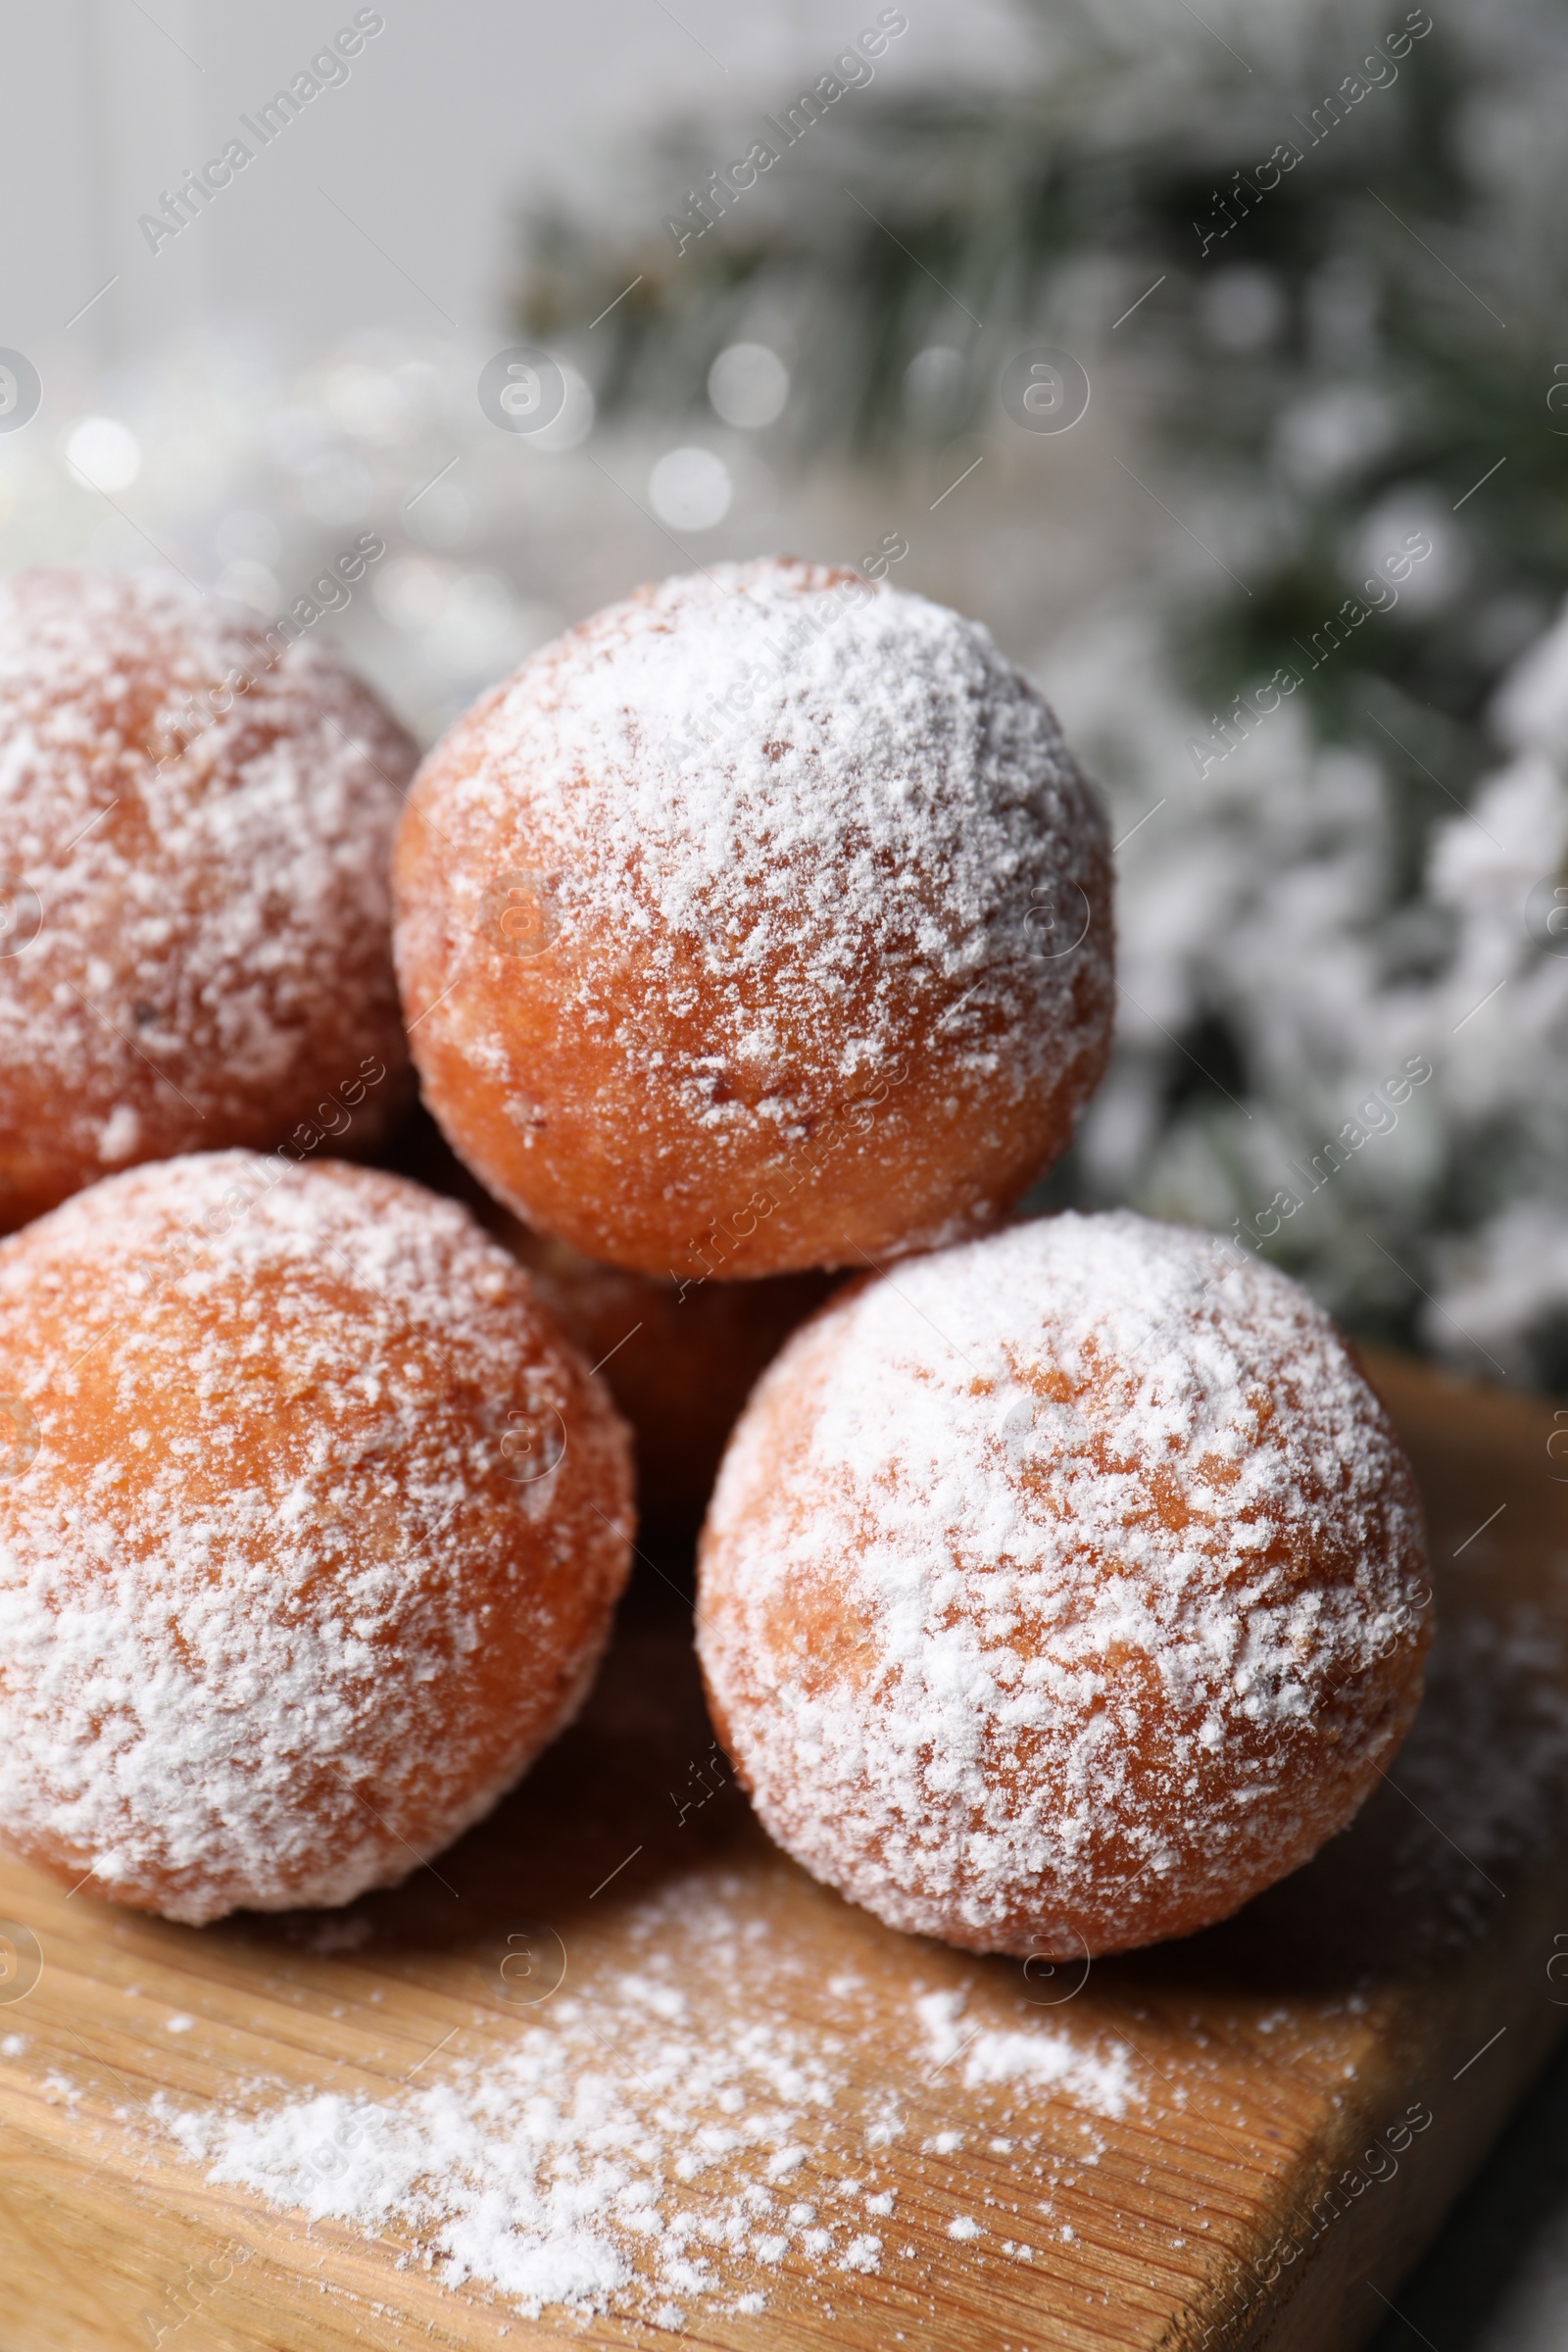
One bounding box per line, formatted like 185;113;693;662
514;1;1568;766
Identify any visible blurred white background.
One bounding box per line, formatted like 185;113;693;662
4;0;1024;374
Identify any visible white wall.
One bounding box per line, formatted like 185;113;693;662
1;0;1029;400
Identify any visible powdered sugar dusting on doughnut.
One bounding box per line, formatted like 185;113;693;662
0;569;414;1221
698;1211;1431;1955
0;1152;632;1924
394;559;1112;1270
415;557;1107;1081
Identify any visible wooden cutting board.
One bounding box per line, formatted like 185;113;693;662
0;1348;1564;2352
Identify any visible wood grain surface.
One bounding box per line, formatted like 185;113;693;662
0;1347;1564;2352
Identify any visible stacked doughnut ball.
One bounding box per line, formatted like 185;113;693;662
0;559;1430;1947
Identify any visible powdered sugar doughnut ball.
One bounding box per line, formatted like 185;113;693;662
698;1212;1431;1957
0;569;416;1232
382;1112;835;1537
393;558;1112;1279
499;1221;835;1537
0;1152;633;1923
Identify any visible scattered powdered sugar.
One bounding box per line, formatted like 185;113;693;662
58;1596;1568;2335
915;1988;1137;2117
0;1151;630;1922
699;1210;1431;1953
397;554;1111;1150
0;569;414;1215
151;1879;1143;2323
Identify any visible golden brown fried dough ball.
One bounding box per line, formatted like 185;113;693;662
377;1108;835;1538
0;1152;633;1923
499;1222;835;1538
698;1211;1431;1957
393;558;1112;1280
0;568;415;1231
